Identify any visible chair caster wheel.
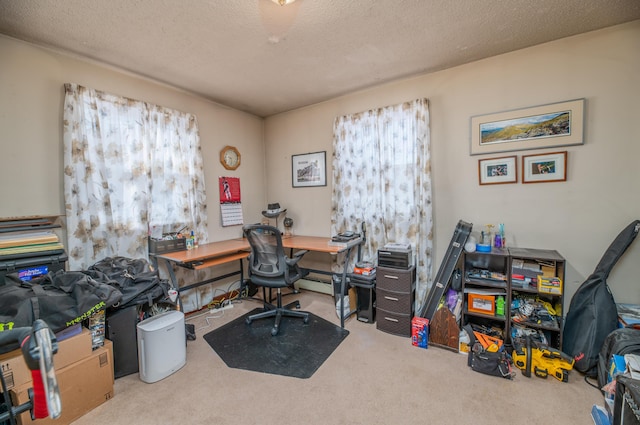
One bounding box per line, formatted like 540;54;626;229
271;327;278;336
245;318;252;325
295;303;301;309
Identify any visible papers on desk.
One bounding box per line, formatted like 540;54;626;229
328;236;362;249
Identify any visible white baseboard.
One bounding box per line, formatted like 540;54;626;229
295;278;333;295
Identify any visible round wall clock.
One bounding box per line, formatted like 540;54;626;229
220;145;241;170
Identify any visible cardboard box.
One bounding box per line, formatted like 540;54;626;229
11;339;114;425
411;317;429;348
0;327;93;391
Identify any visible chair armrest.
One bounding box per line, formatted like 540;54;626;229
285;250;308;266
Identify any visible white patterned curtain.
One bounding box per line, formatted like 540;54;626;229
331;98;432;311
63;83;207;270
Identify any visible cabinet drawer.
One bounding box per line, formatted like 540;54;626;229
376;288;414;313
376;266;415;292
376;308;413;337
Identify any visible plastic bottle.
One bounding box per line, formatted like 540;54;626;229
459;328;470;354
496;296;505;316
494;232;502;249
186;231;194;250
190;230;197;248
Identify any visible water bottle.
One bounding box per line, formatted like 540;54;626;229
496;296;505;316
494;232;502;248
186;231;194;250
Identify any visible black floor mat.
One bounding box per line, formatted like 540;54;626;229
203;308;349;379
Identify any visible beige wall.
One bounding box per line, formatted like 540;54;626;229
264;21;640;306
0;35;265;243
1;21;639;310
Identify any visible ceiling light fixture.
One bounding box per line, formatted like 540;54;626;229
271;0;296;5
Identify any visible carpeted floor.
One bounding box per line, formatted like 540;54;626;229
69;290;606;425
203;307;349;378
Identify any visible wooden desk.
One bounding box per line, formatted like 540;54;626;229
154;235;362;328
156;239;249;269
282;235;359;253
153;239;250;304
283;235;363;327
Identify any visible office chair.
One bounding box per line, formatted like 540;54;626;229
243;224;310;336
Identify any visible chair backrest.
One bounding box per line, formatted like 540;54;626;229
243;224;294;286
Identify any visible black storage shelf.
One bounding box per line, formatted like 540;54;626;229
465;278;507;289
465;309;507;322
510;284;539;293
461;247;565;350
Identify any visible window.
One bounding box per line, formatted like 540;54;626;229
63;83;207;269
331;98;433;309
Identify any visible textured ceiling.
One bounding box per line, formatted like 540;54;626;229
1;0;639;117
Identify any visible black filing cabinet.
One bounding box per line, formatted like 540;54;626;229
376;266;415;337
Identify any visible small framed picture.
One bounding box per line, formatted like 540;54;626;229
522;151;567;183
478;155;517;185
292;151;326;188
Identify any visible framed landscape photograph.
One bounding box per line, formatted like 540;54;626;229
478;155;518;185
522;151;567;183
292;151;326;187
470;99;584;155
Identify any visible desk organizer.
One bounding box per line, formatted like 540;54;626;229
148;237;186;254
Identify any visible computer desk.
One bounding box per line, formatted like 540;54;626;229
282;235;363;328
153;235;363;328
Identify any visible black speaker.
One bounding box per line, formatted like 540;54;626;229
106;306;139;378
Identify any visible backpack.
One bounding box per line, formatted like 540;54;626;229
562;220;640;376
597;327;640;389
87;256;170;309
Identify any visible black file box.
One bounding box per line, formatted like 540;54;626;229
349;273;376;323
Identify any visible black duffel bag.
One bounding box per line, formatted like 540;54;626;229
87;256;170;309
0;270;123;354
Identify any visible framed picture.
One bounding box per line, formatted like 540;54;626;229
478;155;518;185
470;99;584;155
292;151;326;187
522;151;567;183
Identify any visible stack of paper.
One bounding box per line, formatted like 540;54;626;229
0;231;64;256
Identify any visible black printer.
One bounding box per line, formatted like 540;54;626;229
377;243;412;270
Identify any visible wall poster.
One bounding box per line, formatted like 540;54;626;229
219;177;243;226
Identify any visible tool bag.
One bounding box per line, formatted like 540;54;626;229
0;270;123;354
563;220;640;376
86;256;170;309
467;342;514;379
465;325;514;379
